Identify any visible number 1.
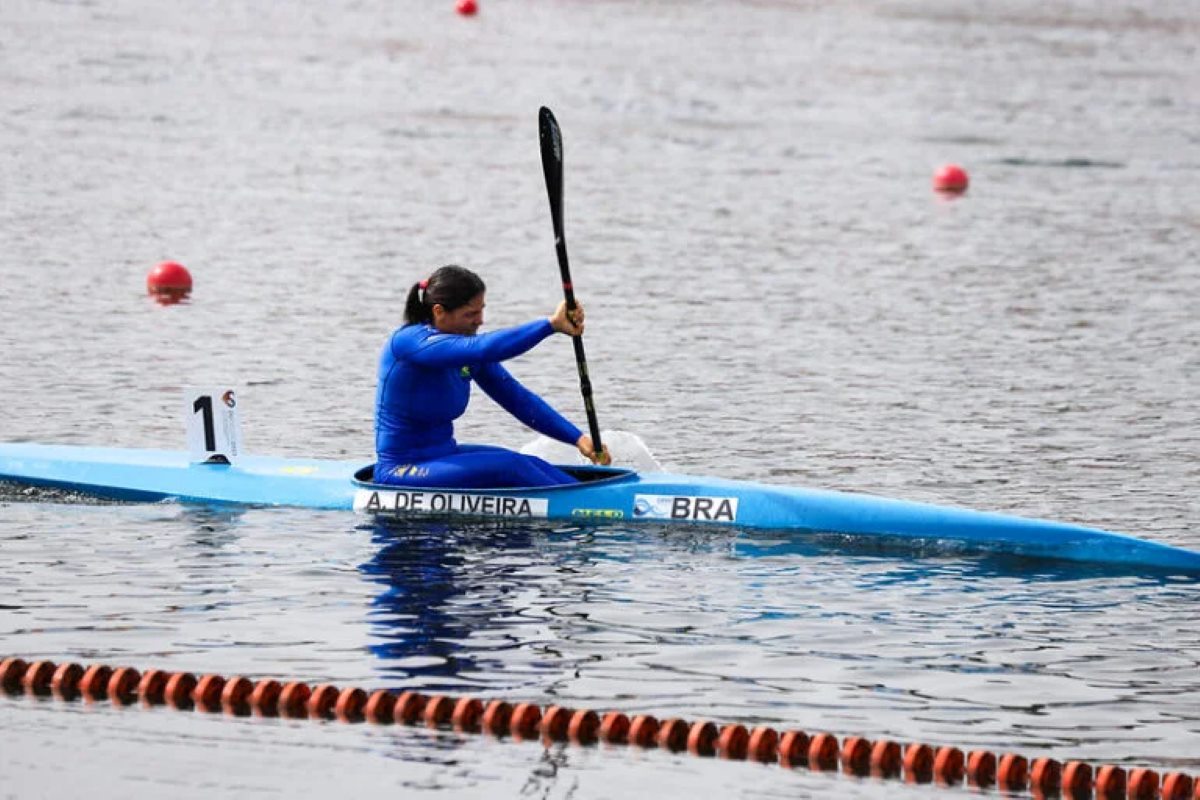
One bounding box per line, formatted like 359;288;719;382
193;395;216;452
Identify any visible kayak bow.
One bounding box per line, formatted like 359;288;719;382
2;441;1198;573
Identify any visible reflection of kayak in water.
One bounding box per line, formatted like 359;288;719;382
3;440;1199;573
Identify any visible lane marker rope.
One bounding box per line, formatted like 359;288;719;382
3;657;1196;799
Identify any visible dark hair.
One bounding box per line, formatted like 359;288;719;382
404;264;486;326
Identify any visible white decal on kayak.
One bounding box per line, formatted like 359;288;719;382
354;489;548;518
633;494;739;522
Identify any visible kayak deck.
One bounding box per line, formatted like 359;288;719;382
0;442;362;509
2;441;1199;573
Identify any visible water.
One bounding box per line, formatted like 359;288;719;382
2;0;1199;797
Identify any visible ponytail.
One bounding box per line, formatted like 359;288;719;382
403;282;429;325
403;264;487;326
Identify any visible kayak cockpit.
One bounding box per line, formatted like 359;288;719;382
351;463;636;491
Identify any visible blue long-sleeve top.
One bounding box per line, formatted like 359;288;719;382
375;319;583;463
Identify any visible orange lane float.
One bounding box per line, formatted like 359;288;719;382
249;679;281;715
808;732;839;770
195;674;227;711
933;746;964;785
509;702;541;738
1161;772;1194;800
451;697;483;732
277;681;311;716
169;673;201;708
998;753;1030;791
334;687;367;721
476;699;508;735
1127;768;1159;799
221;677;255;712
22;660;55;695
3;656;1195;800
52;662;84;699
422;694;454;727
0;658;27;689
840;736;871;776
363;689;396;724
904;742;935;783
870;739;901;777
1029;757;1061;794
1062;760;1093;796
628;715;659;748
307;684;339;718
540;705;572;741
82;663;115;700
777;730;809;769
655;718;688;752
1094;764;1126;798
598;711;630;745
686;720;718;756
967;749;997;787
108;667;141;704
137;669;169;704
393;691;427;724
717;723;748;759
567;709;599;744
747;727;779;763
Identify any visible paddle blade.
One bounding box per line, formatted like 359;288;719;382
538;106;564;233
520;431;662;472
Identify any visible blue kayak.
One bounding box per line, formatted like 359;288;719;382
2;441;1198;573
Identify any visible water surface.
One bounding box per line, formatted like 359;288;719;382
2;0;1199;797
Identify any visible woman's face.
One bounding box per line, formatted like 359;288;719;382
433;293;485;335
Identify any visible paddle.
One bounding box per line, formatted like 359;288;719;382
538;106;604;462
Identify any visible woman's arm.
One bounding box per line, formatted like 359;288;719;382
409;318;554;368
473;362;582;446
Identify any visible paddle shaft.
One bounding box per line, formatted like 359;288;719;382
538;107;603;457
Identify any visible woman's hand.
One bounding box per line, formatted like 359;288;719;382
549;300;585;336
576;434;611;466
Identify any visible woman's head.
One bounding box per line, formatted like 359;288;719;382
404;265;487;333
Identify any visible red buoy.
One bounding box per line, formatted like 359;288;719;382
456;0;477;16
147;261;193;303
933;164;969;194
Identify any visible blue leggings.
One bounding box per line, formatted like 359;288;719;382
375;444;577;489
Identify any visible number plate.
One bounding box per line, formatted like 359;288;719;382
185;387;243;465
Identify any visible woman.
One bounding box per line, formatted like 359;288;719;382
374;264;607;488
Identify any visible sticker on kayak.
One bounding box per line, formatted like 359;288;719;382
571;508;625;519
633;494;739;522
354;489;549;518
